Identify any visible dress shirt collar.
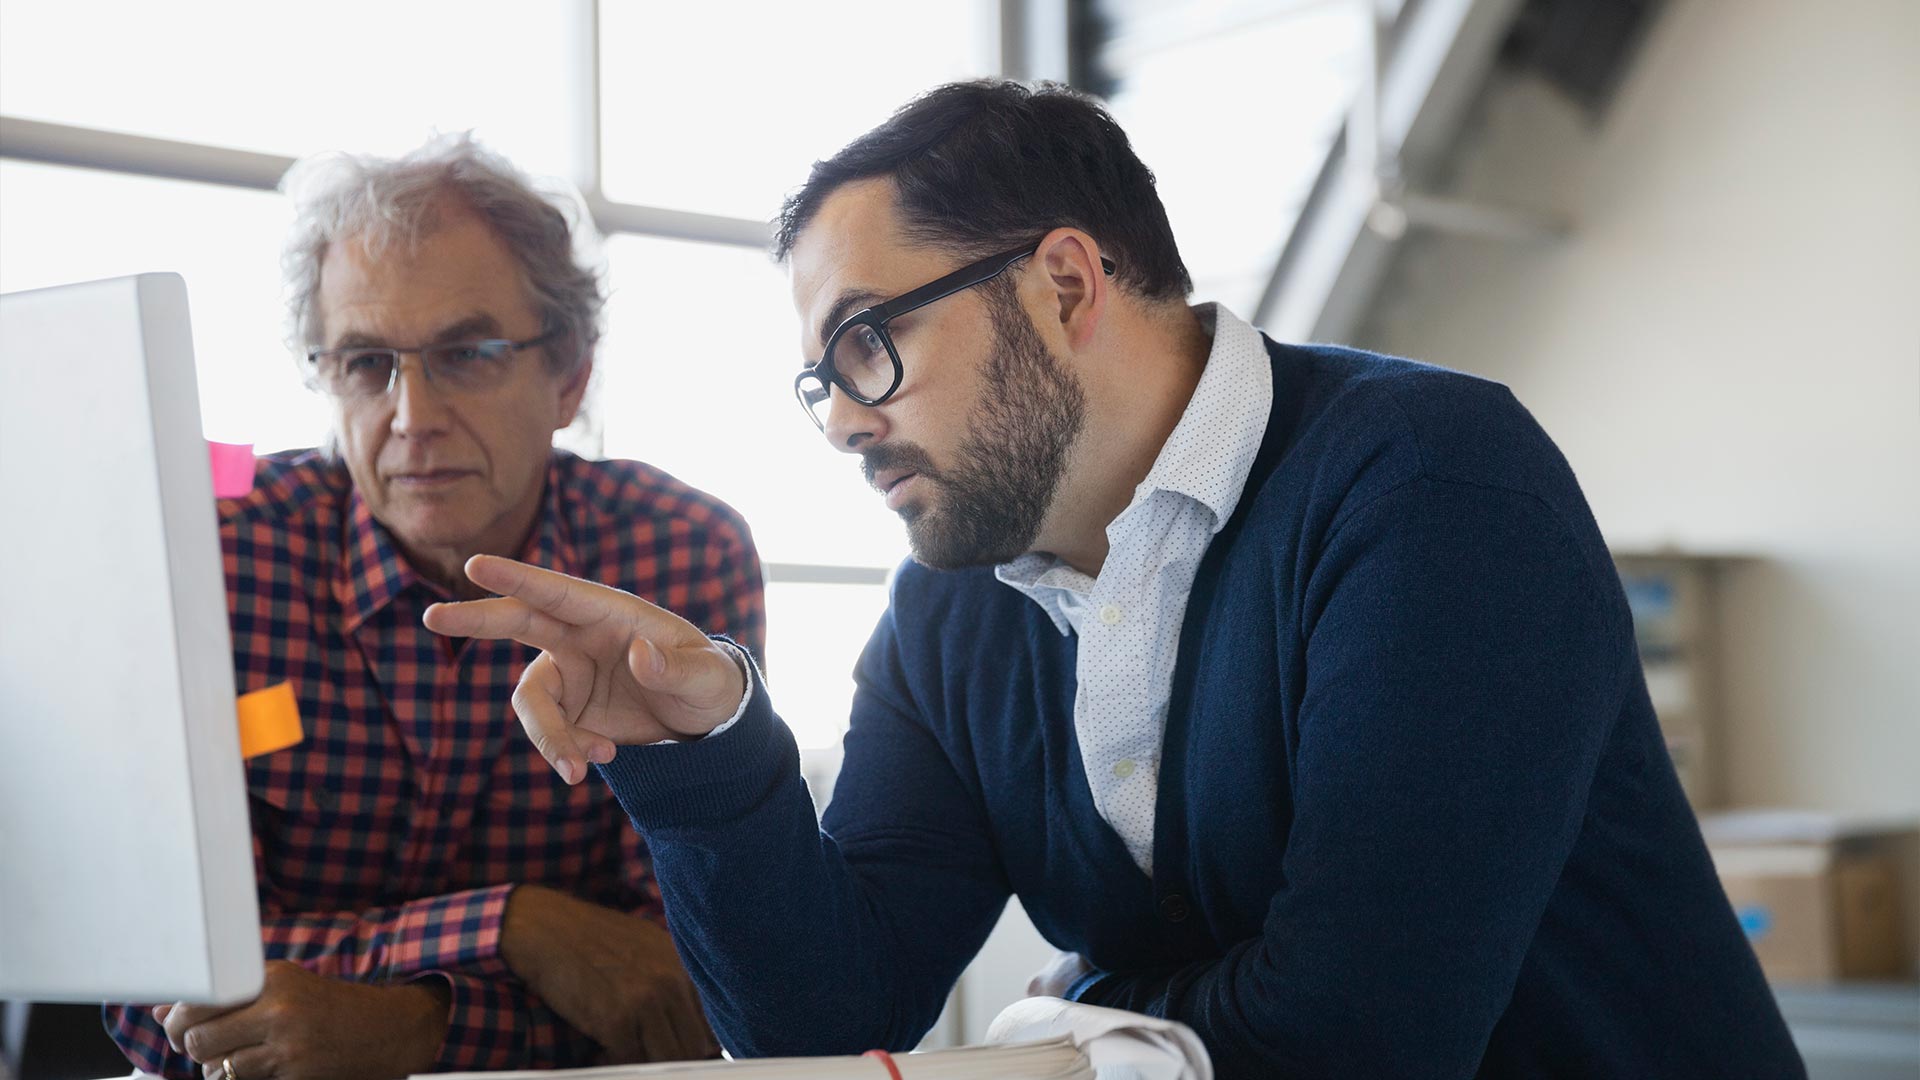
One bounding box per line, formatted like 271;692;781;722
995;304;1272;633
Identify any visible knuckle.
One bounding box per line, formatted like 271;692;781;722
529;731;560;762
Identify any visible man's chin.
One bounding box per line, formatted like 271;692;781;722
903;511;1029;571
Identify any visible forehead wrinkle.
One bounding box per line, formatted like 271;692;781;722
427;312;505;342
318;209;532;345
326;310;503;350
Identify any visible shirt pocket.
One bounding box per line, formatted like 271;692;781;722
248;753;409;905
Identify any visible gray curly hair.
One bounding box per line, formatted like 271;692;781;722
280;133;603;375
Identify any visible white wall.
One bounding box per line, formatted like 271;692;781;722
1358;0;1920;816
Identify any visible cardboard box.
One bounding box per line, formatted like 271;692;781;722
1702;811;1915;984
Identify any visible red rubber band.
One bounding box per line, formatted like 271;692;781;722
863;1048;905;1080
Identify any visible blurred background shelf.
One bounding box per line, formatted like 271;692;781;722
1773;983;1920;1080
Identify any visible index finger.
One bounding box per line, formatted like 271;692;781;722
462;555;656;628
422;595;573;652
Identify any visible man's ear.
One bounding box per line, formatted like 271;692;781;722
1033;228;1108;351
556;349;594;429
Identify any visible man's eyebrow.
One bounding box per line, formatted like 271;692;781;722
815;289;882;357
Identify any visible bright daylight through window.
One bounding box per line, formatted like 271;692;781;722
0;0;997;749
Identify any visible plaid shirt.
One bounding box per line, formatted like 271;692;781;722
104;448;765;1076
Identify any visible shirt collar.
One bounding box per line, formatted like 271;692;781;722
335;452;582;634
1135;302;1272;533
995;555;1095;636
993;303;1273;632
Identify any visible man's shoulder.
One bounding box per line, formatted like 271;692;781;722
552;452;759;565
218;448;350;537
1274;341;1535;454
212;450;346;606
1258;340;1576;516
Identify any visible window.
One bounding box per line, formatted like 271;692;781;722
1096;0;1370;314
597;235;909;571
0;2;993;750
0;0;578;172
763;580;895;750
598;0;994;220
0;160;327;449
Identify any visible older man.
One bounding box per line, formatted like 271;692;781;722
428;83;1802;1078
104;136;764;1079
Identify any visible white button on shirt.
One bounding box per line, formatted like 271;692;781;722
996;304;1273;875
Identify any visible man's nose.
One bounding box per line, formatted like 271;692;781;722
389;357;452;437
821;385;885;453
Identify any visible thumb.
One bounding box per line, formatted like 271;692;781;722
628;638;746;723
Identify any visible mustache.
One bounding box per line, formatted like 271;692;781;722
860;443;939;490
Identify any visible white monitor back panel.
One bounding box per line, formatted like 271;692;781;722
0;273;263;1003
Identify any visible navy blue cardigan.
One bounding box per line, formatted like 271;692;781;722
601;340;1801;1078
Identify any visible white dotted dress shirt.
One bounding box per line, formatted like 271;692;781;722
995;304;1273;876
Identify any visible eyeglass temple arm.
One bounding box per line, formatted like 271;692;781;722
869;249;1117;326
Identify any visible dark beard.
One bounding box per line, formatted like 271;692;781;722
862;285;1087;570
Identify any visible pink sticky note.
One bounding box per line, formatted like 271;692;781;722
208;440;256;499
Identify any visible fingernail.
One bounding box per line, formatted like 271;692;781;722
559;758;581;784
648;639;666;676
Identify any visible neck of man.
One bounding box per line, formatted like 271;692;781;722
1037;303;1214;578
396;489;545;602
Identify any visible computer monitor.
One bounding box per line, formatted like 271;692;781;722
0;273;263;1004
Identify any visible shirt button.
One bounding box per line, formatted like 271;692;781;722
1112;759;1135;779
1159;893;1190;923
1099;604;1123;625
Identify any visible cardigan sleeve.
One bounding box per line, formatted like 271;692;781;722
594;610;1010;1058
1073;474;1628;1077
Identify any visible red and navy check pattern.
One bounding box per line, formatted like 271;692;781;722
104;448;765;1075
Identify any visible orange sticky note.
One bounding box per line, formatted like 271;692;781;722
236;682;303;759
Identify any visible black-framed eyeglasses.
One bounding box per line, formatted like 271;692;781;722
793;243;1115;431
305;328;560;401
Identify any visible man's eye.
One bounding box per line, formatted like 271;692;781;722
343;352;386;374
446;341;514;367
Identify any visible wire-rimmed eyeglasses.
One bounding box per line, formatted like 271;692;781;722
306;329;560;400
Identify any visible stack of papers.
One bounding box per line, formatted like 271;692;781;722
990;998;1213;1080
429;1037;1091;1079
421;998;1210;1080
